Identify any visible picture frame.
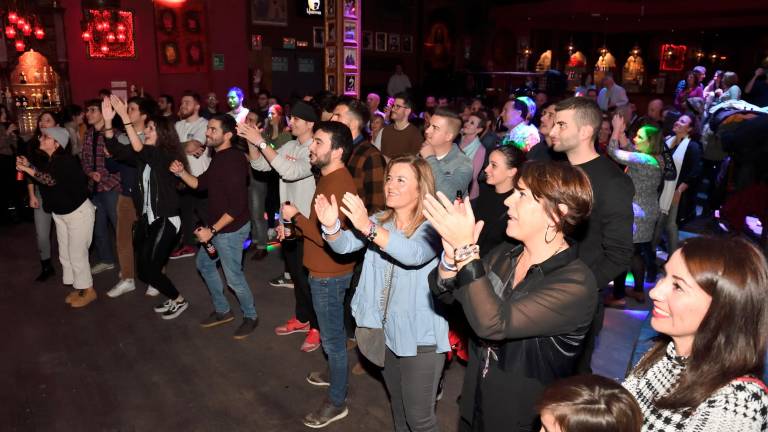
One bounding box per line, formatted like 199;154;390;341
362;31;373;51
183;10;201;33
326;46;337;69
342;0;357;18
326;0;335;18
375;32;387;52
327;74;336;92
343;20;357;44
251;0;288;26
388;33;400;52
326;22;336;44
344;73;357;95
343;47;357;69
402;35;413;53
312;26;324;48
158;9;177;34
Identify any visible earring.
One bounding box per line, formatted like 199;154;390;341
544;225;556;244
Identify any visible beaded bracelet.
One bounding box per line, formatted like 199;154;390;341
321;219;341;236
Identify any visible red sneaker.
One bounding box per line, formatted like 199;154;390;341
301;329;321;352
170;245;197;260
275;317;310;336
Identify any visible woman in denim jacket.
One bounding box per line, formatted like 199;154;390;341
315;154;449;432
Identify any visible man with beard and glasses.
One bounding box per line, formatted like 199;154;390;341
279;121;357;429
170;114;258;340
172;91;211;260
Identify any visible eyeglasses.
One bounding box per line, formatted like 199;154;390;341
391;104;407;111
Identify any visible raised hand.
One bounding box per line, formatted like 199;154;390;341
339;192;370;233
422;192;484;251
236;122;265;145
109;95;130;123
101;97;115;123
314;194;339;229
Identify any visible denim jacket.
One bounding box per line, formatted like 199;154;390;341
326;217;450;357
425;143;473;198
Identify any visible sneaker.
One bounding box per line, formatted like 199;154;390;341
70;288;97;308
269;275;294;288
90;262;115;274
154;299;174;313
161;299;189;320
267;228;277;242
301;329;321;352
107;279;135;298
302;399;348;429
64;289;79;304
233;317;258;340
306;370;330;387
274;317;310;335
145;286;160;297
200;311;235;328
351;361;366;376
170;245;197;260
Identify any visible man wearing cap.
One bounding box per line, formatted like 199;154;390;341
16;127;97;308
238;101;321;353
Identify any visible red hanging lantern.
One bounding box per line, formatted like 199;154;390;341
5;25;16;39
8;12;19;24
22;23;32;36
95;21;104;32
116;32;126;43
106;32;116;43
116;23;126;32
100;44;109;53
102;21;110;31
15;39;25;52
16;18;25;29
34;27;44;39
81;30;92;41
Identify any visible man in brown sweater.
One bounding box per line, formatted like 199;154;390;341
280;121;357;429
374;92;423;160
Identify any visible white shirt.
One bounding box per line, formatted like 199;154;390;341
658;136;689;212
597;84;629;111
228;107;250;124
250;138;316;216
175;117;210;176
387;74;412;97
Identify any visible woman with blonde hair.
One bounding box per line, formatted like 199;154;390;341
315;154;449;432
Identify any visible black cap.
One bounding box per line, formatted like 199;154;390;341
292;101;319;123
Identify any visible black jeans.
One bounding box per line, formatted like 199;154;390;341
179;188;208;247
383;346;443;432
613;242;655;299
283;238;318;328
134;216;180;300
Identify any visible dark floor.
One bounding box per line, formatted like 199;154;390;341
1;220;648;432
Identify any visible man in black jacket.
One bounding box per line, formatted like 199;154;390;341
550;97;634;373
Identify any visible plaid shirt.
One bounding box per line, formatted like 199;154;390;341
81;128;121;193
346;137;386;215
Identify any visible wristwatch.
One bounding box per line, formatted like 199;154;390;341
258;141;267;150
453;244;480;264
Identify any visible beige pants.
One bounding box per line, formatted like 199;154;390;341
52;199;96;290
116;195;137;279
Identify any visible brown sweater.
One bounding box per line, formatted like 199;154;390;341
380;123;424;159
294;166;358;277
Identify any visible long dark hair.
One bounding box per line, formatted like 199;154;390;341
632;236;768;411
148;115;186;168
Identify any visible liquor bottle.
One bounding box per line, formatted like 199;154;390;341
195;223;219;260
19;72;27;84
282;201;295;240
42;90;50;107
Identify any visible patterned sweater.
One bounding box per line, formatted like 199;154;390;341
623;342;768;432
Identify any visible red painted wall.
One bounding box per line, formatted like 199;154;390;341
62;0;248;106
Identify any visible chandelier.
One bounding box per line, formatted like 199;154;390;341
3;1;46;52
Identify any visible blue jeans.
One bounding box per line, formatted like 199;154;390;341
195;222;257;319
92;189;119;264
310;273;353;407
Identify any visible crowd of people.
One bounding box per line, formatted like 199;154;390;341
3;62;768;431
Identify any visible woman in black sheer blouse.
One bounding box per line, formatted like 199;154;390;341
423;160;597;431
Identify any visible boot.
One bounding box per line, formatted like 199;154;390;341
70;287;97;308
35;259;55;282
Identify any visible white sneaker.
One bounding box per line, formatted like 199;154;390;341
107;279;135;298
267;228;277;241
145;285;160;297
91;262;115;274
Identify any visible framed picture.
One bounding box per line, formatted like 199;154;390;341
344;73;357;95
326;46;337;69
388;33;400;52
326;0;335;17
158;9;177;34
343;47;357;69
375;32;387;52
183;11;201;33
187;41;204;65
161;41;181;65
402;35;413;53
343;0;357;18
312;26;324;48
343;20;356;44
251;0;288;26
326;22;336;44
362;31;373;51
327;74;336;92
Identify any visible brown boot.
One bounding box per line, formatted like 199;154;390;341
70;288;97;308
351;361;366;376
64;289;79;304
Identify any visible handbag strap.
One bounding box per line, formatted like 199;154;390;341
379;261;396;325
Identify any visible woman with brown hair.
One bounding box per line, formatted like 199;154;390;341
538;374;642;432
716;71;742;103
315;154;448;431
623;236;768;431
424;160;597;431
